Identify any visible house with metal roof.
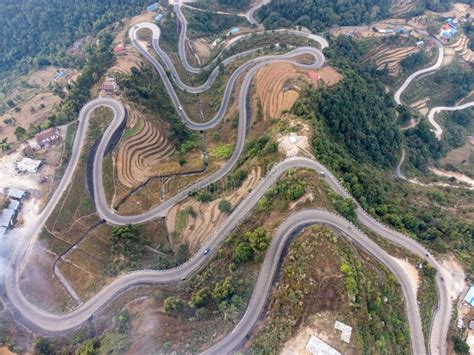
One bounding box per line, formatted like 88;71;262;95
8;189;26;200
464;286;474;306
35;127;60;147
1;209;15;228
147;3;159;11
8;199;20;212
16;157;42;174
0;227;7;238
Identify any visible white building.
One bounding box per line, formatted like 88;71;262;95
8;189;26;200
16;157;42;173
335;321;352;343
305;335;341;355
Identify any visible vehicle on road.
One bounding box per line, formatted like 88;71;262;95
204;248;210;255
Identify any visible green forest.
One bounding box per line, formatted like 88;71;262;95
257;0;392;31
292;36;473;273
0;0;151;76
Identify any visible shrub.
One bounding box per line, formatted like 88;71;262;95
164;296;184;313
218;199;232;214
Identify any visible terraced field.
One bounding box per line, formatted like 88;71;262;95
363;44;420;76
391;0;421;17
116;114;175;187
447;34;474;64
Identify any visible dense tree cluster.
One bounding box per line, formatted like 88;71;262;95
184;8;246;38
464;20;474;51
404;120;445;170
234;228;270;263
294;71;401;168
422;0;453;12
217;0;250;10
257;0;392;32
110;225;143;259
0;0;150;75
291;35;473;271
441;108;473;151
400;51;431;72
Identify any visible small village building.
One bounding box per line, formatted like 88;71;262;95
113;44;126;54
101;79;119;94
0;226;7;238
35;127;60;147
155;14;163;22
469;319;474;330
8;199;20;212
8;189;26;200
305;335;340;355
335;321;352;343
464;286;474;306
16;157;42;174
228;27;240;36
308;71;321;81
0;215;11;228
147;3;159;11
1;209;15;228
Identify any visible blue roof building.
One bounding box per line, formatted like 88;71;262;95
155;14;163;22
228;27;240;36
147;3;159;11
465;286;474;306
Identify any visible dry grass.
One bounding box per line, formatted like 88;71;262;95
166;166;262;252
18;243;76;313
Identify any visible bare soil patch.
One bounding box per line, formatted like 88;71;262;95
18;242;76;313
166;166;262;252
0;93;60;143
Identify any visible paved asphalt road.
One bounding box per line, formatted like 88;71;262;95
427;101;474;139
4;3;452;354
394;44;444;105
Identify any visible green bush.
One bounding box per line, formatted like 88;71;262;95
453;335;469;354
164;296;184;314
218;199;232;214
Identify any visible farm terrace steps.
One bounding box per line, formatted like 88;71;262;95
117;119;175;187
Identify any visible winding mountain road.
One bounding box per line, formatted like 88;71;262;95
428;101;474;139
3;3;453;355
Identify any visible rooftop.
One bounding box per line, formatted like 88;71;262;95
35;127;60;146
305;335;340;355
16;157;42;173
8;189;26;200
335;320;352;343
464;286;474;306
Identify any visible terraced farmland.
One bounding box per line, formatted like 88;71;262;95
390;0;420;17
447;34;474;64
363;44;420;76
116;115;175;187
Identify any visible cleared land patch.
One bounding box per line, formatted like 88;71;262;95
254;63;342;121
